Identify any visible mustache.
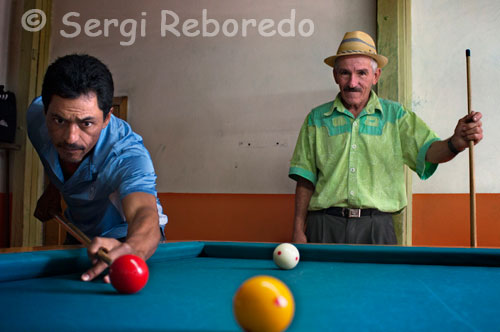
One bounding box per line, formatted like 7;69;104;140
343;86;362;93
57;143;85;150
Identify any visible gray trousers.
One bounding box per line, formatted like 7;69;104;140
305;210;397;245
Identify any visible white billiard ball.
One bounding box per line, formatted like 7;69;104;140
273;243;300;270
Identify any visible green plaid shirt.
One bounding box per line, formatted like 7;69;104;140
289;91;440;212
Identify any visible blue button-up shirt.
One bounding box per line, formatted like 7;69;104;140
27;96;167;238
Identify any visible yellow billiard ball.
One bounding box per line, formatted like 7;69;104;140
233;275;295;332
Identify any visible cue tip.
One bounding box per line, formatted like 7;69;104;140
466;49;471;57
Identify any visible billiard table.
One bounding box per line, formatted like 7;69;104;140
1;241;500;331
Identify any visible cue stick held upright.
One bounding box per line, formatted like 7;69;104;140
466;49;477;248
52;213;112;265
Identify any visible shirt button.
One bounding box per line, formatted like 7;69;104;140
350;191;355;196
350;168;356;173
353;122;357;127
352;144;357;149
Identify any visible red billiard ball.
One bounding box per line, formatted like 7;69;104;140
109;254;149;294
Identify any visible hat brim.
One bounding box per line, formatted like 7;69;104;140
324;52;388;69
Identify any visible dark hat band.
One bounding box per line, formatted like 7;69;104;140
340;37;376;49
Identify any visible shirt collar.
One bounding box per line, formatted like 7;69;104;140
44;145;94;184
324;90;384;119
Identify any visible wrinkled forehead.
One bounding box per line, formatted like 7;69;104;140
334;55;374;69
46;93;102;120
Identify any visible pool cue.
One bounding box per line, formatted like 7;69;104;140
52;213;112;265
466;49;477;248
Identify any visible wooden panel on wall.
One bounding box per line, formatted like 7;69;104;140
10;0;52;247
0;193;9;247
112;96;128;121
413;194;500;247
160;193;294;242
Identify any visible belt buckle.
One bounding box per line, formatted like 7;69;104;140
343;208;361;218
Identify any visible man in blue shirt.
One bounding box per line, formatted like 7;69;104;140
27;54;167;283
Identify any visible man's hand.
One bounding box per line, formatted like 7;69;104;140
81;192;161;283
293;178;314;244
426;111;483;163
292;228;308;243
450;111;483;151
81;238;138;283
34;182;62;222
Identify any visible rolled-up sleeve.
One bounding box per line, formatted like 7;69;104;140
289;115;317;185
399;108;440;180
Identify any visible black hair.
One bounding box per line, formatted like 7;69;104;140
41;54;114;118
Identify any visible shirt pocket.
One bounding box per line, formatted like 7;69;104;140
359;115;384;136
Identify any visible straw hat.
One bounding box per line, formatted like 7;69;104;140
324;31;388;69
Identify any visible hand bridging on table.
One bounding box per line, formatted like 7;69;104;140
81;238;139;283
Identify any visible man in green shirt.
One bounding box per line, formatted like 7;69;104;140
289;31;483;244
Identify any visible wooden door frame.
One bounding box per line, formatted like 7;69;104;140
377;0;413;245
112;96;128;121
10;0;52;246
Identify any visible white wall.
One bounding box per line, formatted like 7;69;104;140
49;0;376;193
412;0;500;194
